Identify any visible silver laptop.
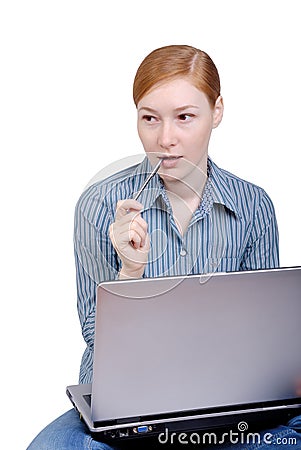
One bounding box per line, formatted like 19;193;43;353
67;267;301;443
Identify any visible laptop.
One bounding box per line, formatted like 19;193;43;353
67;267;301;443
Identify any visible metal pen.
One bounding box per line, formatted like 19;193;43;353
133;158;163;201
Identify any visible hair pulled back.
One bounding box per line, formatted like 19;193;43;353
133;45;221;109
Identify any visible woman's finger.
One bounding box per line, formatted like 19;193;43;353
115;199;144;219
109;218;148;248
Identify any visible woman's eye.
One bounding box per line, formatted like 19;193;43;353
178;113;193;121
142;115;156;122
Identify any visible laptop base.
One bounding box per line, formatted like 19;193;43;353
67;384;301;444
89;407;301;444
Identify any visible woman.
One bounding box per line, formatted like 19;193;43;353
27;45;301;449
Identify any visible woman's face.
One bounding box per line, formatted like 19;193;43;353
137;78;223;183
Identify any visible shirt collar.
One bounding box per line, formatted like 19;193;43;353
131;156;241;218
208;157;241;218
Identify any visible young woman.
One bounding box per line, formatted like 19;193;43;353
27;45;301;449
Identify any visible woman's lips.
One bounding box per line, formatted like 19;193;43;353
160;155;182;169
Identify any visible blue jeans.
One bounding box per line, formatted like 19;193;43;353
27;409;301;449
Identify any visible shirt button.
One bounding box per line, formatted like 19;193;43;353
180;248;187;257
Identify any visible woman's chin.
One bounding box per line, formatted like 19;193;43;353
158;168;183;183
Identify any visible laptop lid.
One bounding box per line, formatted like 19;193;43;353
91;267;301;425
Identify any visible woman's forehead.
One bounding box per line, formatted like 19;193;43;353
137;78;209;110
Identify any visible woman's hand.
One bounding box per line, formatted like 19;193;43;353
109;199;150;279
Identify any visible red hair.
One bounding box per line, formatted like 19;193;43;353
133;45;221;109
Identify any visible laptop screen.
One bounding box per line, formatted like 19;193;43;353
91;268;301;423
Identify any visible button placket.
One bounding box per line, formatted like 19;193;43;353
179;247;187;257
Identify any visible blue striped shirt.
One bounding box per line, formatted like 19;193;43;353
74;157;279;383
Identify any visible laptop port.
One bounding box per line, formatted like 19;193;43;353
119;429;129;437
133;425;152;434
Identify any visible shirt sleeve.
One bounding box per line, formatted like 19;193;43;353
240;189;280;271
73;184;119;352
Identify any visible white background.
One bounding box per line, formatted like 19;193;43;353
1;1;300;448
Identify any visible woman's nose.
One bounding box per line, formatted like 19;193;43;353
158;121;177;149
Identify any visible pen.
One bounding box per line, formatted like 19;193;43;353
133;159;162;201
127;159;162;245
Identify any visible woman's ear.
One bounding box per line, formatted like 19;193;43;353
212;95;224;129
